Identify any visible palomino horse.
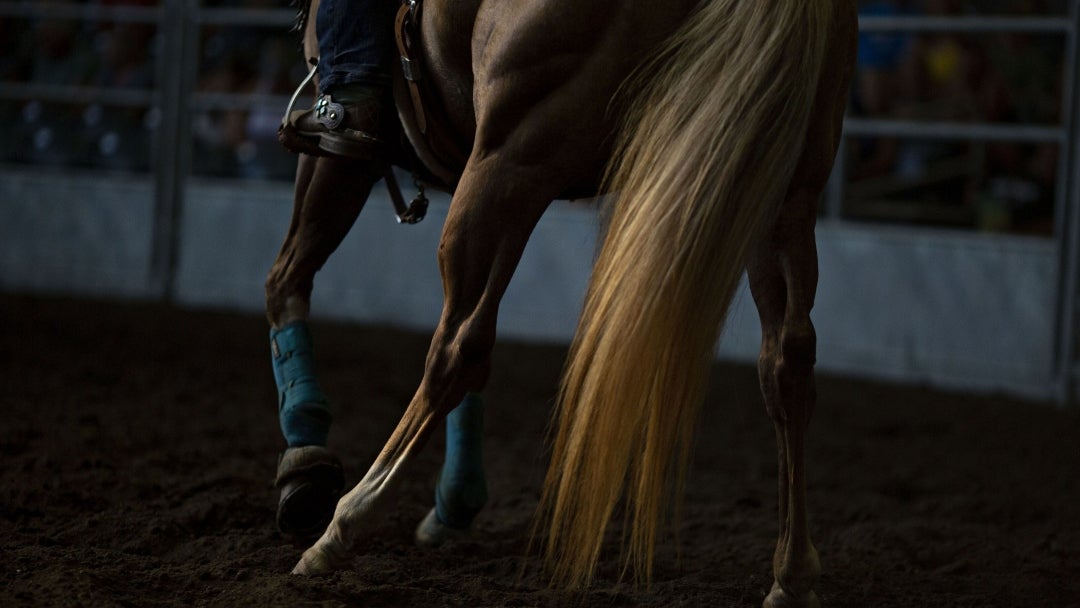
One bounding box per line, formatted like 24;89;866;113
265;0;856;605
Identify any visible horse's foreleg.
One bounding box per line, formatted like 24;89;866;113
265;154;379;442
265;154;381;536
265;154;379;328
293;154;556;574
415;392;489;547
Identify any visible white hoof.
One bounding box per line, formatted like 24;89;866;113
291;543;344;576
414;507;469;548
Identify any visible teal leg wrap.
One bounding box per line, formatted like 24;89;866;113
434;393;488;529
271;322;332;447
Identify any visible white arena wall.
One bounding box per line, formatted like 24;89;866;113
0;167;1062;402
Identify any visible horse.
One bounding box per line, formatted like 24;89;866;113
264;1;857;606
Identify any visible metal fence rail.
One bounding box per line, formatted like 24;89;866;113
0;2;160;23
857;15;1074;33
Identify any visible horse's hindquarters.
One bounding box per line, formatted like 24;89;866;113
407;0;699;195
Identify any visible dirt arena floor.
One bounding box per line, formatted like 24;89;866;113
2;294;1079;607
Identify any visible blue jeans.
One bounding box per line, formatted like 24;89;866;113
316;0;397;92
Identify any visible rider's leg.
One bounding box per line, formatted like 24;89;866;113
281;0;397;160
316;0;395;93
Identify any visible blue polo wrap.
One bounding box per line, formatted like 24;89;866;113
435;392;488;529
271;322;332;447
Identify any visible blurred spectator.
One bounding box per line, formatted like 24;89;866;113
192;25;299;180
10;1;96;166
1;0;157;169
32;13;96;87
907;0;986;121
852;0;918;180
83;10;157;171
973;2;1063;233
847;0;1065;234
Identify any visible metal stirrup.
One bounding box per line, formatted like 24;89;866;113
281;57;319;128
281;55;426;225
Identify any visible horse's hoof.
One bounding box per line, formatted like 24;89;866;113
275;446;344;539
291;544;343;576
414;507;469;548
763;581;820;608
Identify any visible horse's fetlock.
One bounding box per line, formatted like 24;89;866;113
774;545;822;600
265;275;311;327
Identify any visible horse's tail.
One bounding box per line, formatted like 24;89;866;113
539;1;834;588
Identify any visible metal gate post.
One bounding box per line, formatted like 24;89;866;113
1056;1;1080;405
150;0;198;300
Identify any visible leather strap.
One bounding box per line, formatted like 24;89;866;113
395;1;428;134
391;0;470;188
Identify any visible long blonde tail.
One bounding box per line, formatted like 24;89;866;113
539;1;834;588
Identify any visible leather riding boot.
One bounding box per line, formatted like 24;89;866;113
279;92;384;160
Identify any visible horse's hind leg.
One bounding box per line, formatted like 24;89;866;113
747;18;854;606
265;153;381;537
747;189;823;608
